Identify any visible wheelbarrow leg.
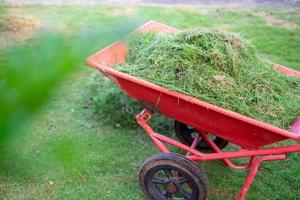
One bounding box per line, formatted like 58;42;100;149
199;131;287;199
136;109;170;153
236;154;286;200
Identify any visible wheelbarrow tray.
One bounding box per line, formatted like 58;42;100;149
87;20;300;150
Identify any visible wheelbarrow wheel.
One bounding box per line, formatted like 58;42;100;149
139;153;208;200
174;121;228;150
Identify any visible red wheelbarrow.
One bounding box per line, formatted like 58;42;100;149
87;20;300;200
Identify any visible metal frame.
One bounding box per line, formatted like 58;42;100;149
136;109;300;200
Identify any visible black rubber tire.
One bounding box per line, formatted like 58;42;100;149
139;153;208;200
174;121;228;150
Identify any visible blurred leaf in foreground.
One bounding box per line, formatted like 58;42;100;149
0;18;140;148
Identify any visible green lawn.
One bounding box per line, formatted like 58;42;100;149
0;4;300;200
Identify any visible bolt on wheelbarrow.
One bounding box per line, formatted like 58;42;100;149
86;20;300;200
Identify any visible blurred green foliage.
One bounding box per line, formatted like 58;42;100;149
0;19;140;147
1;33;76;145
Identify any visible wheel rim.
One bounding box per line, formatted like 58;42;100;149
175;121;228;150
145;165;198;200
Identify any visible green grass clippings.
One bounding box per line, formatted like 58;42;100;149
116;29;300;129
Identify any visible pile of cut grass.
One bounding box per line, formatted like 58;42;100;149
116;29;300;129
